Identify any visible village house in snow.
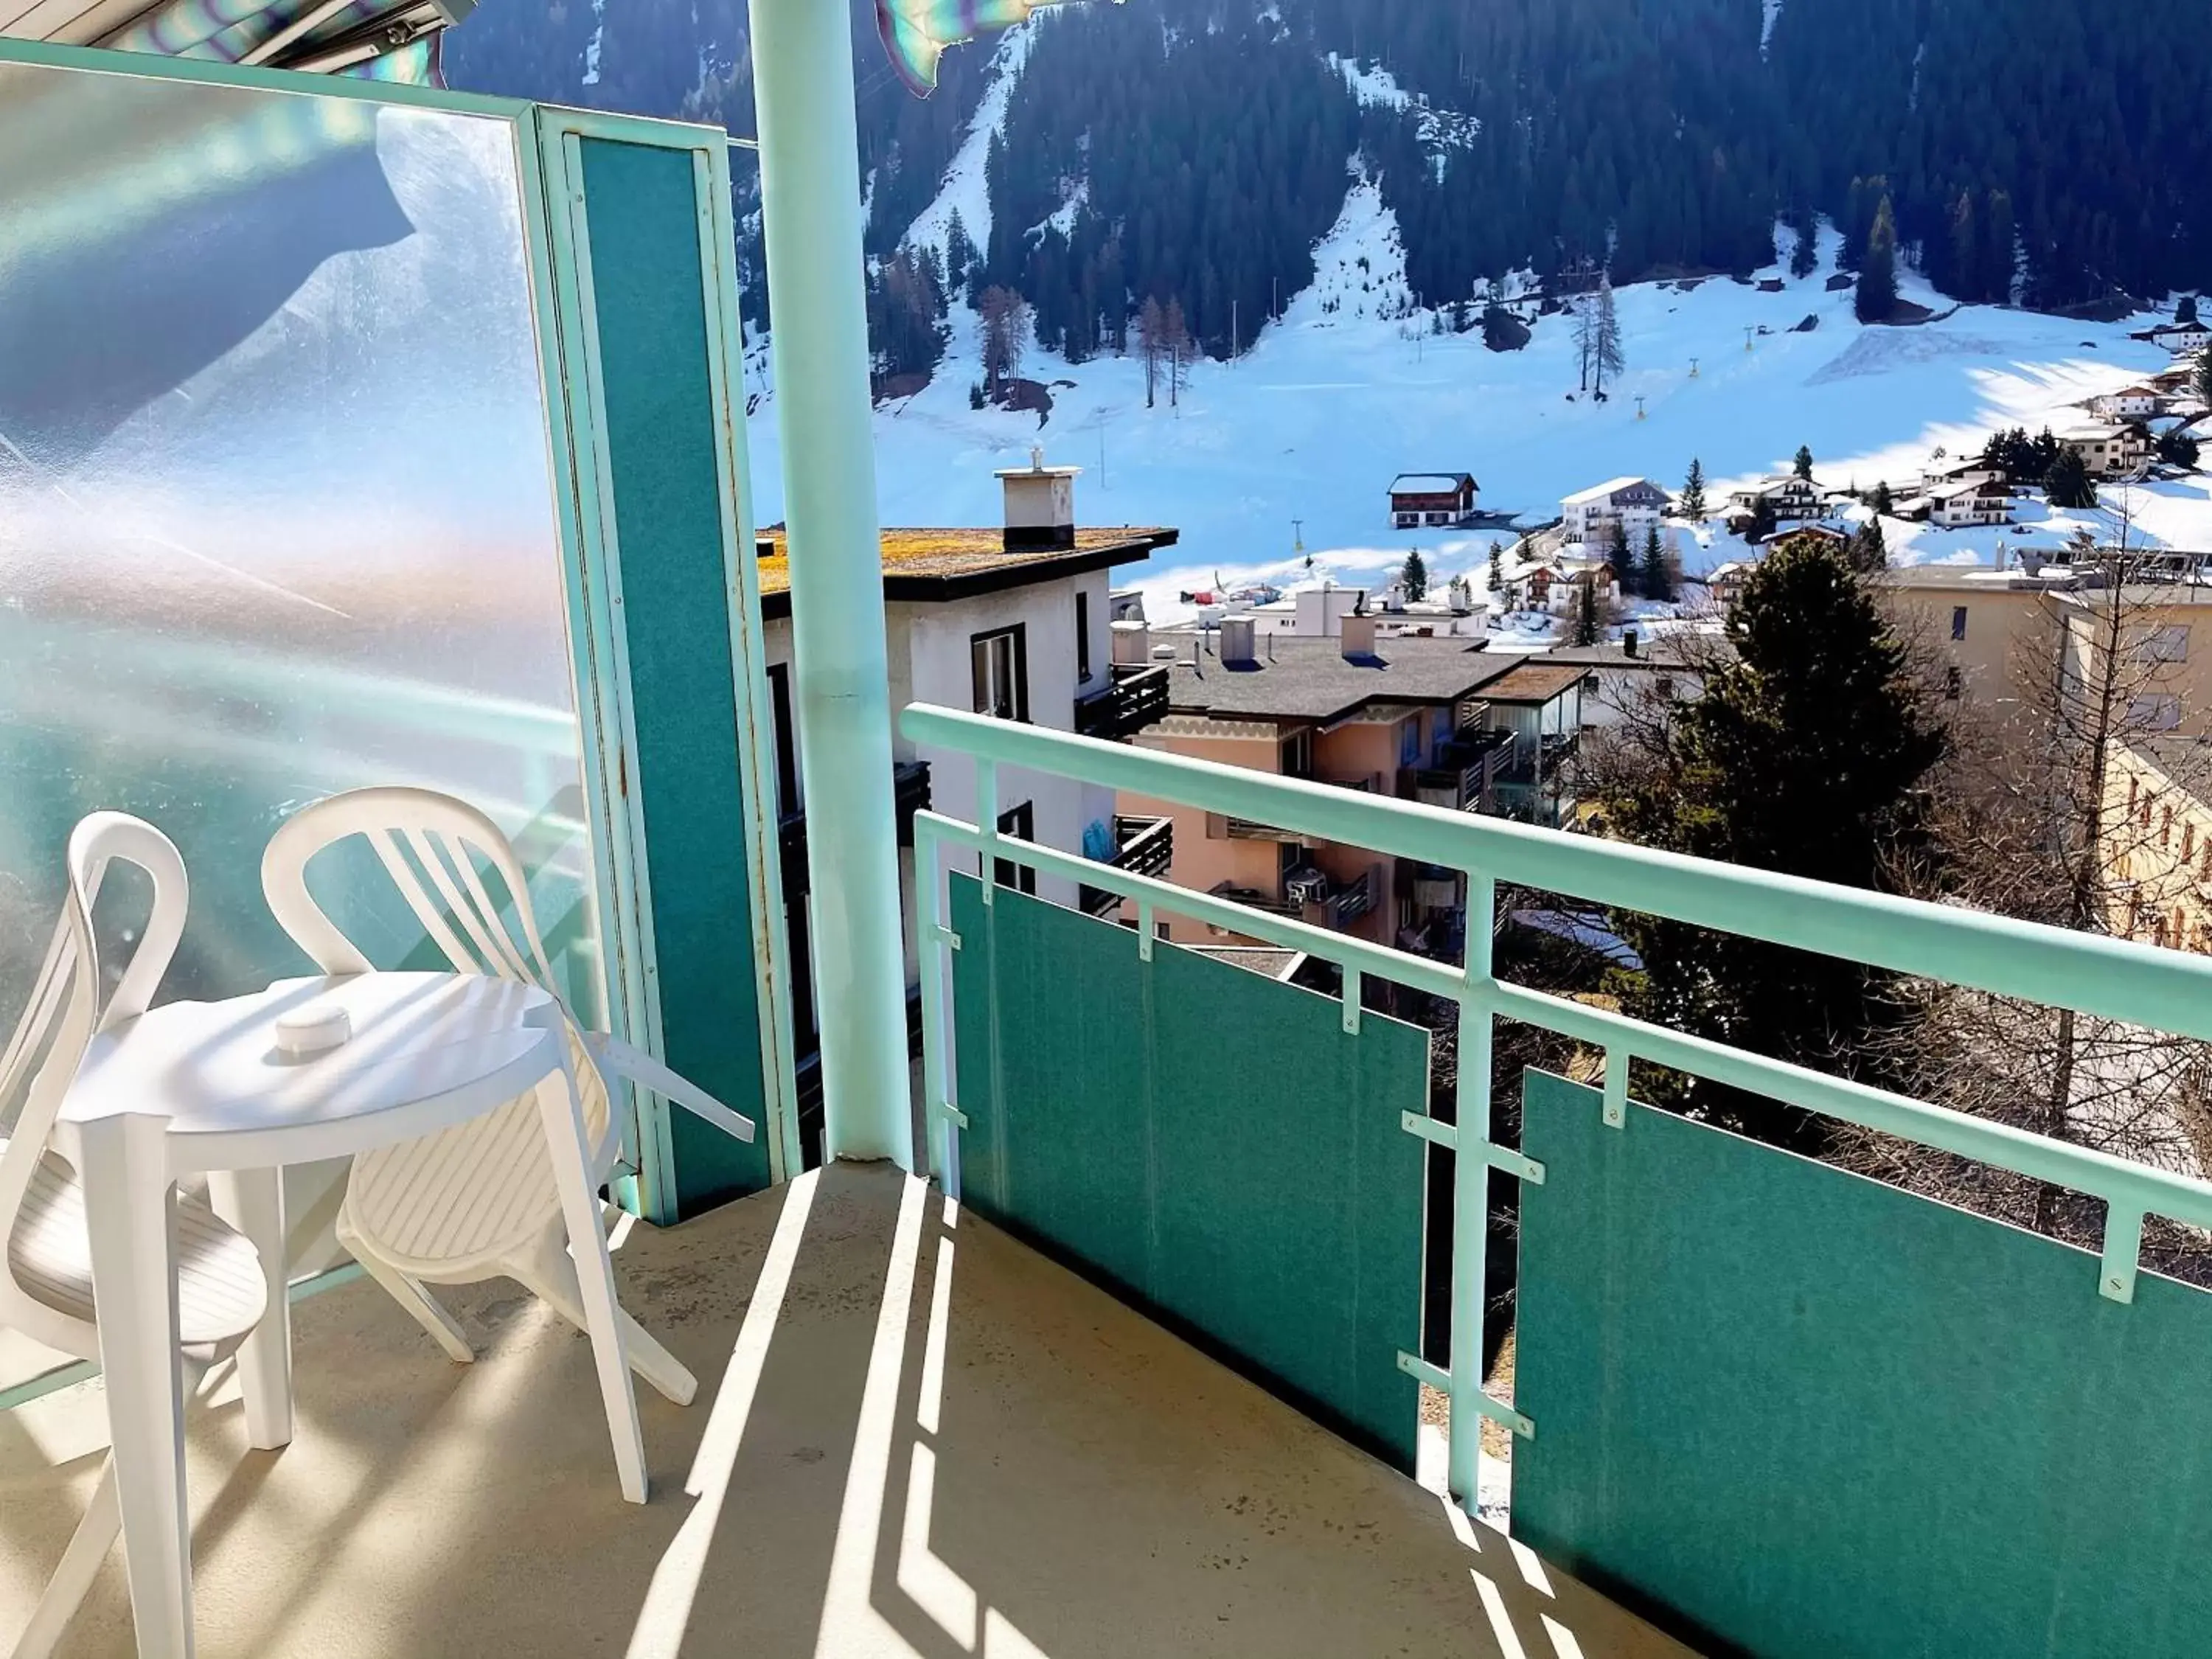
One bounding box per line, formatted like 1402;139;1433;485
1388;472;1478;529
1723;473;1825;532
2138;319;2212;355
1899;476;2015;528
2059;422;2152;479
2092;385;2166;422
1705;560;1756;608
1559;476;1669;547
1515;558;1617;616
2152;364;2204;402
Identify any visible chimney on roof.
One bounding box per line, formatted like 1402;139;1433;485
1341;613;1379;661
995;448;1080;552
1623;629;1639;657
1220;616;1257;667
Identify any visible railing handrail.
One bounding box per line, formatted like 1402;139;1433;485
900;702;2212;1043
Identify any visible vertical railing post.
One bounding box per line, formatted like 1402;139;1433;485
914;815;960;1197
750;0;912;1166
975;762;1001;903
1449;873;1497;1513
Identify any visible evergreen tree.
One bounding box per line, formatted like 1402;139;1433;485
1789;205;1820;279
1403;549;1430;602
1872;479;1895;514
1943;189;1979;302
1640;525;1673;602
1487;542;1504;593
1573;580;1600;646
1680;458;1708;519
1857;195;1899;323
1793;443;1815;480
1983;190;2016;304
1849;517;1888;573
944;207;977;298
1604;519;1635;597
2180;295;2201;326
2156;430;2199;471
1604;537;1942;1150
1593;276;1626;397
2045;448;2098;509
1746;495;1779;544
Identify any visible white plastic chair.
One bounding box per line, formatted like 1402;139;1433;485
0;814;271;1659
259;787;755;1458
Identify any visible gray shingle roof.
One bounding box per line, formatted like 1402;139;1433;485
1164;636;1512;722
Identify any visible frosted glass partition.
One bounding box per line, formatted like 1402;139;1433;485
0;61;604;1029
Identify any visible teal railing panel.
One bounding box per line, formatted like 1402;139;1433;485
574;136;771;1211
950;874;1428;1467
1514;1069;2212;1659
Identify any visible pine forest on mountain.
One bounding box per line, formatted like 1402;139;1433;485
444;0;2212;392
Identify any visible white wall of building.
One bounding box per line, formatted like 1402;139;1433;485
763;563;1114;1002
897;571;1113;922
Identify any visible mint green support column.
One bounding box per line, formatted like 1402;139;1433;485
749;0;914;1167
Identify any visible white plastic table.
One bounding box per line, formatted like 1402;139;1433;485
53;970;640;1659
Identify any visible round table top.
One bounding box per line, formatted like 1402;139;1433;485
60;972;563;1169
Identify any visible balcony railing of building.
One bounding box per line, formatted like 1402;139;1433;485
1074;663;1172;742
1408;728;1514;812
1080;813;1174;916
1304;864;1378;929
779;759;931;895
1206;879;1302;917
900;700;2212;1659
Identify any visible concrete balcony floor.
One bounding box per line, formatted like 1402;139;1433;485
1;1164;1697;1658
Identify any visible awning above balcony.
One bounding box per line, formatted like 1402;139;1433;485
1;0;473;83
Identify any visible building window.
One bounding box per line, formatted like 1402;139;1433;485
1075;591;1092;684
1951;606;1968;641
2188;824;2197;862
1395;512;1418;529
992;801;1037;895
1400;719;1423;767
1281;728;1313;779
2138;625;2191;664
971;625;1029;722
2162;806;2174;848
2142;794;2156;830
1944;666;1963;700
2129;776;2140;813
1279;841;1307;885
2129;694;2183;732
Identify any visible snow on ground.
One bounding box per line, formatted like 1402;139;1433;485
898;24;1032;267
1329;53;1408;111
1327;55;1481;160
746;126;2206;627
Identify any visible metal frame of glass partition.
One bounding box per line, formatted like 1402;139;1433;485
0;38;799;1221
900;700;2212;1517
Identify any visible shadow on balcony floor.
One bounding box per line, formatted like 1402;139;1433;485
0;1164;1698;1658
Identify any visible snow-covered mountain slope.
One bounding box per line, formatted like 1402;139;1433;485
742;67;2207;624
